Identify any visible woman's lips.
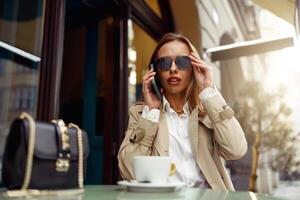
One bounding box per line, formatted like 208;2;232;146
167;77;181;85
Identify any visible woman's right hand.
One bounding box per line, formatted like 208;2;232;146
142;68;162;110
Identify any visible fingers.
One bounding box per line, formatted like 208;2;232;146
189;52;214;89
142;68;156;93
142;68;162;108
143;68;155;82
189;53;212;72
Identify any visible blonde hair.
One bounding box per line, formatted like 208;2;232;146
149;33;206;117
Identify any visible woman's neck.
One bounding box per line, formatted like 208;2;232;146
164;93;186;113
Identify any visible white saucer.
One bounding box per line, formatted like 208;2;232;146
117;180;185;193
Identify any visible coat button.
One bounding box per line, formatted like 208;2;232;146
130;130;145;143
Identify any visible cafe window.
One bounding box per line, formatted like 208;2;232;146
128;19;157;107
0;0;45;182
144;0;162;18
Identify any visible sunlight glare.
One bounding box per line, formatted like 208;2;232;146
283;39;300;73
264;38;300;133
264;38;300;90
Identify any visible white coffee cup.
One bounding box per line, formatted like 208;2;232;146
132;156;176;184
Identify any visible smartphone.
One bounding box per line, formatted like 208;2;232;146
149;64;162;101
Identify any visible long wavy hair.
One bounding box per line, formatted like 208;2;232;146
149;32;206;117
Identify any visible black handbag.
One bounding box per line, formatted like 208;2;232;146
1;112;89;196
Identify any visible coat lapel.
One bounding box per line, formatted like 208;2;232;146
153;111;169;156
189;107;213;185
188;107;199;157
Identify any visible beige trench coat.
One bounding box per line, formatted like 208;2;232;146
118;93;247;191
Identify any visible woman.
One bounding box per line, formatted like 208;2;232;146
118;33;247;191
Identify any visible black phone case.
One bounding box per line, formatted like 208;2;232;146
149;64;162;100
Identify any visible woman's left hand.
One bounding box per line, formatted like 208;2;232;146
189;52;214;92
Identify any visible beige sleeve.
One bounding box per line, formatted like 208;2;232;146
202;93;248;160
117;105;159;180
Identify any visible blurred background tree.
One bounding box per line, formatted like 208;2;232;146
234;81;300;192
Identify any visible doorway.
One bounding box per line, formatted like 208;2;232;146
59;1;117;184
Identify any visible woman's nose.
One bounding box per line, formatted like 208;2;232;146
169;60;177;73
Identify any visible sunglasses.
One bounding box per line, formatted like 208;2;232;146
153;56;192;71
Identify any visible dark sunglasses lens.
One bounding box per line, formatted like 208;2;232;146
156;57;172;71
175;56;191;70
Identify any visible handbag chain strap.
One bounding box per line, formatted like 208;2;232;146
20;112;36;190
68;123;84;189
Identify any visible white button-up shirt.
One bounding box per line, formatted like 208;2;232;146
141;87;217;187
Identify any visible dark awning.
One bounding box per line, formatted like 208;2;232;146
252;0;295;24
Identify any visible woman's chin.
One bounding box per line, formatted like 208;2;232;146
164;88;186;96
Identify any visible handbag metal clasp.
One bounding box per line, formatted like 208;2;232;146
52;119;71;172
56;158;70;172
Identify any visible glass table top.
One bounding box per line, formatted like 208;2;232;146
0;185;286;200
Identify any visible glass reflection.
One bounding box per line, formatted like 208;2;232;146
0;0;45;182
127;19;157;107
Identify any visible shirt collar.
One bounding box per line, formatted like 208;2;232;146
162;95;190;115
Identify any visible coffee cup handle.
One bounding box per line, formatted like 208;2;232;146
169;163;176;176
